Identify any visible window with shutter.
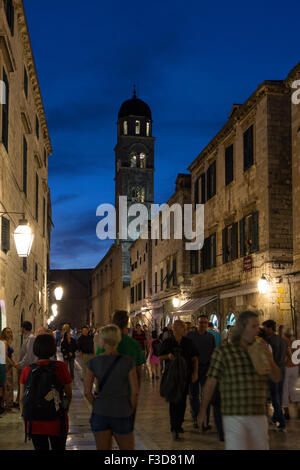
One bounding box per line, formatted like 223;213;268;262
43;198;46;237
207;161;216;200
4;0;14;35
190;251;198;274
35;173;39;221
250;211;259;253
1;217;10;253
239;218;245;257
154;272;158;293
243;125;254;171
131;287;134;304
143;280;146;298
36;115;40;139
2;68;9;151
194;178;199;208
223;224;238;263
160;268;164;291
200;173;206;204
23;137;27;195
172;257;177;286
24;67;28;98
225;144;234;185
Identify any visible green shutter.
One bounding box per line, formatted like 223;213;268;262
222;228;227;264
1;217;10;253
239;218;245;257
250;211;259;253
232;223;238;260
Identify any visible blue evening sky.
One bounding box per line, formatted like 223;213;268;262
23;0;299;269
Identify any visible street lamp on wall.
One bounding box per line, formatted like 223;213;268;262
172;297;180;308
54;287;63;301
258;275;270;295
0;212;34;257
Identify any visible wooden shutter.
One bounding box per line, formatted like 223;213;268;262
231;222;238;260
225;145;234;185
23;137;27;195
1;217;10;253
207;166;211;200
194;178;199;208
2;68;9;151
222;228;227;264
250;211;259;253
212;233;216;268
200;173;206;204
35;173;39;220
244;125;254;171
212;161;216;197
239;218;245;257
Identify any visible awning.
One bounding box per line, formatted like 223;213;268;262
174;295;218;313
220;284;258;299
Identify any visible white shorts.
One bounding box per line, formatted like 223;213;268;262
222;415;269;450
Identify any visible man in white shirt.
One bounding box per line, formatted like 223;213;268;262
0;339;6;414
17;321;36;370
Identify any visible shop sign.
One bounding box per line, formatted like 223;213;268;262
243;255;252;272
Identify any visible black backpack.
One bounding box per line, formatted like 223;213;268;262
22;361;65;441
152;339;161;357
160;351;187;404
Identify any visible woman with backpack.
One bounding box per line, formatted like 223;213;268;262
148;331;161;379
19;334;72;451
61;330;77;381
84;324;139;450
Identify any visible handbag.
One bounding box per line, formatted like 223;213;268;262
97;355;122;393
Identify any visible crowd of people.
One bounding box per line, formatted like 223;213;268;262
0;311;299;451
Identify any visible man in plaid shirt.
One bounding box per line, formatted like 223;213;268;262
198;310;281;450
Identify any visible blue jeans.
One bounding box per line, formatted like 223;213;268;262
269;377;285;428
189;375;210;423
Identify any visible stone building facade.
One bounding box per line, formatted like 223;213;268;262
129;224;152;330
49;269;92;330
149;174;193;331
186;75;294;332
0;0;52;352
92;244;130;326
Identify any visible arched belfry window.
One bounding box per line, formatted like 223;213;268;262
123;121;128;135
135;120;140;135
140;153;146;168
130;153;137;168
146;122;151;136
131;186;145;203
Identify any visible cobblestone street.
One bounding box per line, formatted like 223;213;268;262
0;354;300;451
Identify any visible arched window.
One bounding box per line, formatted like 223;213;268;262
123;121;128;135
146;122;150;136
130;154;137;168
135;120;140;135
131;186;145;202
140;153;146;168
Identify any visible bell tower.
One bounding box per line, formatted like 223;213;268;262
114;89;155;285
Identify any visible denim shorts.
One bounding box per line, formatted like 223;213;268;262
90;412;134;435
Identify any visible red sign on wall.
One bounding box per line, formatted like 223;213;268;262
243;255;252;272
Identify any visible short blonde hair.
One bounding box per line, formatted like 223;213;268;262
99;324;121;347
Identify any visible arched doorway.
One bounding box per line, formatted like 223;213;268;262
226;312;236;326
210;314;219;329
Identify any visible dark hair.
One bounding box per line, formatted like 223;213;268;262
112;310;129;330
230;310;259;344
152;330;157;339
82;326;89;330
257;327;268;340
262;319;276;331
33;334;56;359
21;321;32;332
198;315;208;320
